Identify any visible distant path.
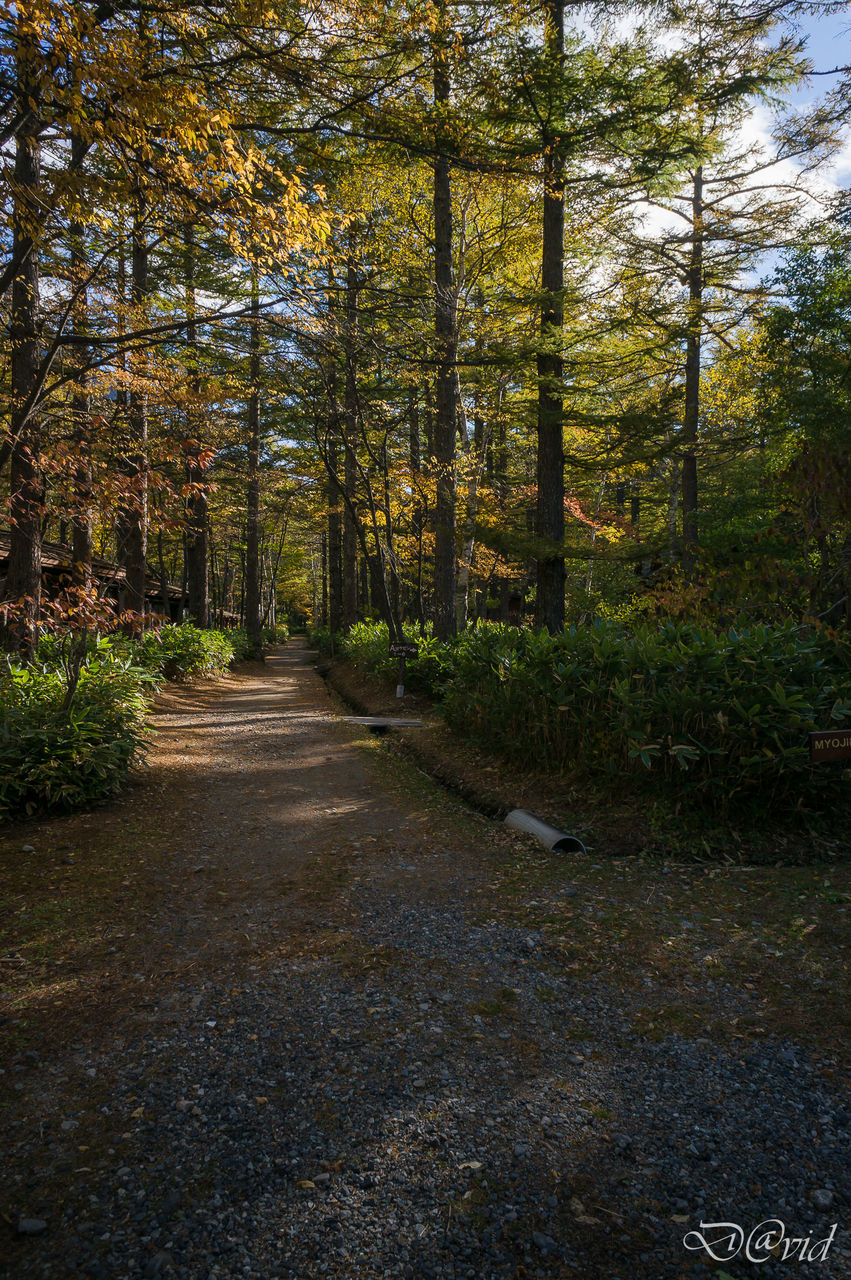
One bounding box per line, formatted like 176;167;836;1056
1;638;847;1279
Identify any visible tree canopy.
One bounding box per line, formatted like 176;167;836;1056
2;0;849;650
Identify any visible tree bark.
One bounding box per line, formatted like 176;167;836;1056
2;30;42;653
535;0;566;635
432;3;458;640
456;398;490;632
157;529;171;618
184;223;209;627
328;436;343;636
321;532;328;625
681;165;703;577
342;235;359;630
244;262;263;658
123;192;149;616
409;390;426;625
70;132;93;590
326;274;344;637
667;460;681;562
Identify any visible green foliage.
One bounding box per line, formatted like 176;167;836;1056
134;623;236;680
37;622;243;680
306;625;337;657
342;622;451;694
263;623;290;645
226;628;257;664
344;619;851;817
0;649;150;819
766;229;851;456
1;622;248;819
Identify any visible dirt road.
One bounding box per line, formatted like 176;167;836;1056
1;640;847;1279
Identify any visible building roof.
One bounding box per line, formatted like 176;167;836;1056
0;532;183;601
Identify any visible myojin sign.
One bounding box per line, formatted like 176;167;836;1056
809;730;851;762
389;643;419;659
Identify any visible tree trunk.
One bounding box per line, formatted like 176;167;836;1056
157;529;171;618
2;33;42;654
321;532;328;625
244;263;263;658
681;165;703;577
262;524;287;628
123;193;149;617
70;132;93;590
667;460;681;562
455;397;490;631
409;391;426;625
327;439;343;636
432;4;457;640
220;554;231;627
359;555;368;614
535;0;566;635
342;236;359;629
184;223;209;627
325;273;344;638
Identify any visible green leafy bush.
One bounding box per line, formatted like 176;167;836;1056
263;623;290;645
306;625;337;657
0;649;150;818
342;621;452;694
39;622;241;681
443;621;850;812
226;628;258;663
134;623;235;679
343;618;851;815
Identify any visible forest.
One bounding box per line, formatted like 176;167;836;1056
1;0;850;829
4;10;851;1276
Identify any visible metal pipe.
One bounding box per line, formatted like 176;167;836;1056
504;808;586;854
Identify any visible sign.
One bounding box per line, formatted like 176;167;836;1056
809;730;851;763
389;642;419;659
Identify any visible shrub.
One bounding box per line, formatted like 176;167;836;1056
439;621;851;814
306;625;337;657
0;648;150;818
226;628;258;664
263;623;290;645
342;621;453;694
134;623;235;679
343;618;851;816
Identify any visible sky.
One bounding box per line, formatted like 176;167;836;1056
616;5;851;271
795;4;850;83
787;5;851;186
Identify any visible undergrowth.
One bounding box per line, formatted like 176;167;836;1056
2;622;255;820
0;645;150;818
342;619;851;820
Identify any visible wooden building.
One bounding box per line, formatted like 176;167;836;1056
0;532;184;621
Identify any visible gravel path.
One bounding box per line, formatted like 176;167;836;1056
2;640;848;1279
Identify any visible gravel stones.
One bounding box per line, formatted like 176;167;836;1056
16;1219;47;1237
3;646;849;1280
8;922;848;1280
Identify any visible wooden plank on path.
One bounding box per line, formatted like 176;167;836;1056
343;716;424;732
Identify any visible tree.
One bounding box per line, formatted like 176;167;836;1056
535;0;567;633
2;8;43;649
630;0;815;573
762;217;851;623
